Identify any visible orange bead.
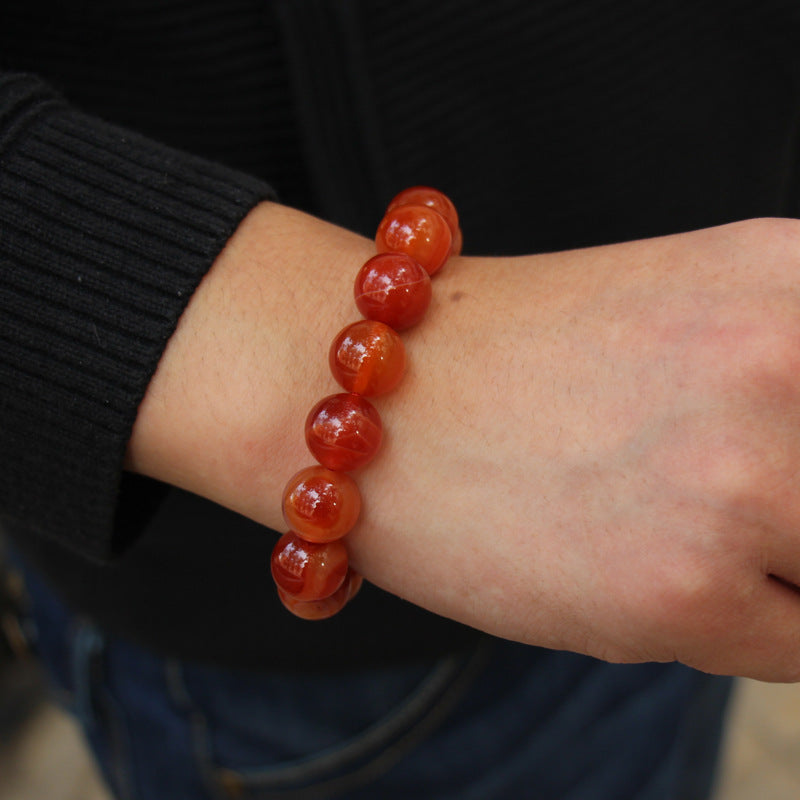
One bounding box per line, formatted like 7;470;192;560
343;569;364;601
306;393;382;471
271;532;348;601
375;204;452;276
451;226;463;256
354;253;432;331
386;187;462;258
386;186;460;237
282;466;361;543
277;569;363;620
329;320;406;396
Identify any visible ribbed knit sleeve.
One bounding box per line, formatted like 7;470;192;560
0;73;275;561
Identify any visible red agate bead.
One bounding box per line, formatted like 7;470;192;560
306;393;382;471
282;466;361;543
389;187;463;255
354;253;432;330
450;225;463;256
329;320;406;396
387;186;460;238
375;204;452;276
271;532;348;601
342;569;363;601
276;568;364;620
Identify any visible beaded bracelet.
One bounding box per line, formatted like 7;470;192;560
270;187;462;619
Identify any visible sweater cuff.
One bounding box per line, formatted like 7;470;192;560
0;73;275;560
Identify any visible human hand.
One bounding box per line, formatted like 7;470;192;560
127;206;800;681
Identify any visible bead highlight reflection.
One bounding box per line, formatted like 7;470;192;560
387;186;460;238
306;393;383;471
375;204;452;276
282;466;361;543
329;320;406;396
271;532;348;601
354;253;432;330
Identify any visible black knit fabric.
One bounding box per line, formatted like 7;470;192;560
0;0;312;208
1;0;800;669
0;73;273;558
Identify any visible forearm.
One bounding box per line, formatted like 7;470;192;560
127;204;800;682
126;200;660;643
126;202;375;527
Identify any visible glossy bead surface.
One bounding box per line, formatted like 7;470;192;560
354;253;432;331
306;393;382;471
387;186;460;237
329;320;406;396
271;532;348;601
282;466;361;543
375;204;452;276
343;569;364;601
277;568;363;620
451;226;463;256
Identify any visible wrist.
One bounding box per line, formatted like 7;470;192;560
125;201;374;527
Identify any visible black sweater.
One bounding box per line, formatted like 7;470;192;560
1;0;799;670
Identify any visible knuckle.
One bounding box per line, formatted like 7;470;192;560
632;556;723;650
678;301;800;393
675;428;769;509
654;564;716;624
717;311;800;387
740;322;800;388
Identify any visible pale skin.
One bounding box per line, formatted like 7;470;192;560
126;203;800;682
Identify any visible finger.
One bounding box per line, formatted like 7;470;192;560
762;532;800;594
683;576;800;682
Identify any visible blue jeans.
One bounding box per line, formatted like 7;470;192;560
20;563;731;800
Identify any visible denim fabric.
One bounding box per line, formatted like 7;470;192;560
20;563;731;800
